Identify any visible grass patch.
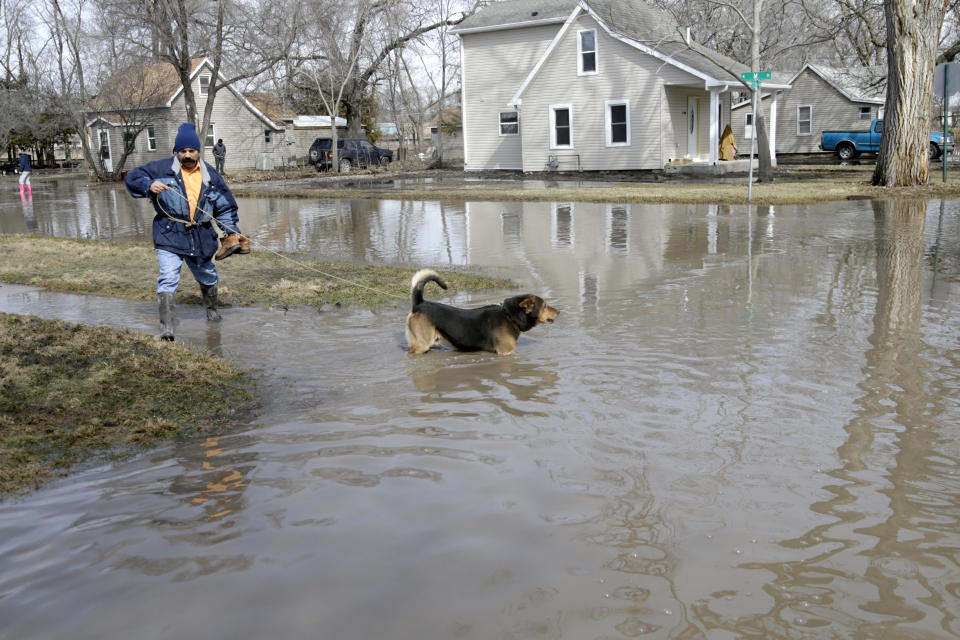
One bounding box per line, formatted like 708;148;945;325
233;163;960;205
0;312;254;498
0;236;513;308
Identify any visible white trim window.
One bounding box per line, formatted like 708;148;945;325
578;29;597;75
606;99;630;146
205;123;216;148
499;111;519;136
744;112;754;139
264;129;273;143
797;105;812;136
859;106;872;120
147;126;157;151
199;75;210;96
550;105;573;149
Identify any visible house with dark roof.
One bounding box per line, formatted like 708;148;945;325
731;64;885;155
452;0;790;172
85;58;285;172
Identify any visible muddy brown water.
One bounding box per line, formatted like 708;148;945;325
2;180;960;639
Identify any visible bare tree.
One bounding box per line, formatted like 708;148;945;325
44;0;114;178
872;0;949;186
302;0;365;173
296;0;476;141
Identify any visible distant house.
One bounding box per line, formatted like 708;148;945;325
427;106;464;163
732;64;885;156
246;93;350;166
452;0;790;172
85;58;285;172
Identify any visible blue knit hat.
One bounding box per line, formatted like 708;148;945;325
173;123;202;151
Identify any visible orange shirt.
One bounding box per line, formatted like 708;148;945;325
181;163;203;222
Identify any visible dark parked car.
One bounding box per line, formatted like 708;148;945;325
308;137;393;171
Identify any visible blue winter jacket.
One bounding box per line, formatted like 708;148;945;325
18;153;31;172
125;156;238;260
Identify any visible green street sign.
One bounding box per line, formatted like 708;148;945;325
741;70;772;82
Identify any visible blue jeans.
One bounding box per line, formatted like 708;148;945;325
156;248;218;294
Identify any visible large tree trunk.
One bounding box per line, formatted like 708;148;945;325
872;0;948;186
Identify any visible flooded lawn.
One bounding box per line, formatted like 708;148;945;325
2;179;960;639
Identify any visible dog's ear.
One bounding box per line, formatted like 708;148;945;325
519;295;541;315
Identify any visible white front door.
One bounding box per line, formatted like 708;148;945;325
687;97;701;159
98;129;113;172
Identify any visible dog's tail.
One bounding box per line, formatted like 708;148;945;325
410;268;448;306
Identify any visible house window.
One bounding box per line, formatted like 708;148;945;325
606;99;630;146
123;130;137;152
550;105;573;149
205;124;216;148
859;106;872;120
199;75;210;96
744;112;754;139
499;111;519;136
578;29;597;74
264;130;273;143
147;126;156;151
797;105;812;136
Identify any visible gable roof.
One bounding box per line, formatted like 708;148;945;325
246;93;297;127
87;57;284;131
427;106;463;128
457;0;791;106
454;0;576;32
87;58;206;112
793;64;886;104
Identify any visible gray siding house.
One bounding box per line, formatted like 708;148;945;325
453;0;788;172
732;64;884;155
85;58;285;172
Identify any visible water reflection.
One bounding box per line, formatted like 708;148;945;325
3;180;960;639
408;355;560;418
703;200;960;637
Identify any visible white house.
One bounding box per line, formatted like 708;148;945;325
452;0;790;172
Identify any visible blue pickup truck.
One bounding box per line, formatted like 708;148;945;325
820;119;954;160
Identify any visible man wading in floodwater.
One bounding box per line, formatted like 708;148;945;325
125;122;249;341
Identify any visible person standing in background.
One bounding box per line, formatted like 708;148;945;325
17;147;32;199
212;139;226;174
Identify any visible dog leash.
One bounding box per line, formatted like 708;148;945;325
156;187;405;300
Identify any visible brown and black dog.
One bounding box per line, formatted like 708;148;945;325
406;269;558;355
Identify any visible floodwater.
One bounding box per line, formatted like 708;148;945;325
2;179;960;640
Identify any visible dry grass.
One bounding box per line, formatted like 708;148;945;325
0;312;253;498
233;163;960;205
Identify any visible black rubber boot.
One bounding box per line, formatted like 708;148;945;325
200;284;222;322
158;292;176;341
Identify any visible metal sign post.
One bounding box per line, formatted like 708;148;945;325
740;71;771;200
